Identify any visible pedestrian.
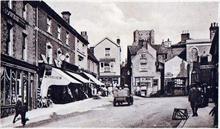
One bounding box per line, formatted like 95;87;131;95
13;96;22;123
13;96;28;126
188;83;201;117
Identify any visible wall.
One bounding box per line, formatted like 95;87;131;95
75;37;88;70
94;38;121;76
37;6;75;65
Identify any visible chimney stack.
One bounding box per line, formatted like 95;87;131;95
117;38;120;45
81;31;88;41
181;30;190;42
61;11;71;24
209;22;219;39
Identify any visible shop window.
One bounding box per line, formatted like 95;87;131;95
104;63;110;72
22;33;27;61
6;23;13;56
47;17;51;33
46;43;53;64
57;25;61;40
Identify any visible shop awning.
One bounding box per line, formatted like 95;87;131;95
66;71;93;83
40;68;82;98
83;72;105;86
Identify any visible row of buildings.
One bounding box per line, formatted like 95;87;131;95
121;23;218;99
1;1;121;118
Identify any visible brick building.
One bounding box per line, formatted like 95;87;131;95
1;1;38;117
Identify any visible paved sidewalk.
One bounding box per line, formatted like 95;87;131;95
178;103;215;128
0;96;113;128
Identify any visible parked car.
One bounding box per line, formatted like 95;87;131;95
113;87;133;106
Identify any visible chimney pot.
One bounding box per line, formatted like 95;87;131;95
61;11;71;24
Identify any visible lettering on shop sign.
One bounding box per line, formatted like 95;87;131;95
2;6;26;28
45;75;62;80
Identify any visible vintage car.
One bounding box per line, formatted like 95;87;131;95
113;87;133;106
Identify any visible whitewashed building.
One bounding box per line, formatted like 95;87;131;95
93;37;121;87
128;30;161;97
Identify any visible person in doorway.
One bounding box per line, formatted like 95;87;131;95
188;83;201;117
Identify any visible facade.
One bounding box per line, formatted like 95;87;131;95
164;56;188;96
93;37;121;88
87;48;99;77
1;1;38;117
186;38;212;86
75;31;89;70
128;30;161;97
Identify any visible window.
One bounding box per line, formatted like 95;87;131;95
78;55;83;61
66;32;69;45
139;60;147;71
22;33;27;61
6;24;13;56
8;0;13;9
101;62;104;68
104;63;110;72
65;53;70;62
22;2;27;20
105;48;110;57
191;48;198;62
46;43;53;64
47;17;51;33
140;53;146;59
57;25;61;40
153;79;158;86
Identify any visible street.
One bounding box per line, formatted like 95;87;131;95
26;96;191;128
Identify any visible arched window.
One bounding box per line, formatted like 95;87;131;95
191;48;198;62
46;43;53;64
57;48;62;60
65;53;70;62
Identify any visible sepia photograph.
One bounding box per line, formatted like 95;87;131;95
0;0;219;128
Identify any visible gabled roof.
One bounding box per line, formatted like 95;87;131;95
94;37;120;47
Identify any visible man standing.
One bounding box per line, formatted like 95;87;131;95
188;83;201;117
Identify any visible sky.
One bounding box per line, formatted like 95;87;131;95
46;0;219;62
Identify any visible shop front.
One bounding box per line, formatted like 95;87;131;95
1;54;37;118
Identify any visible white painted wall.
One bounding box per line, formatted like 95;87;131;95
94;38;121;76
